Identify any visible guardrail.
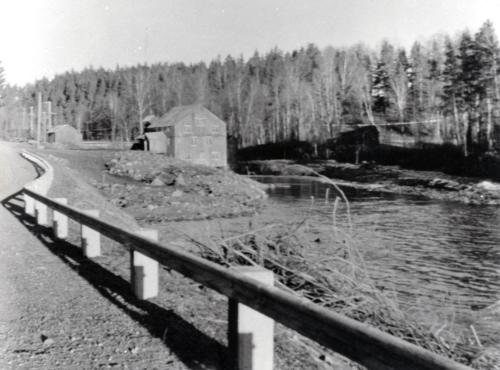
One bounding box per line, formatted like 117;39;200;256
20;154;472;370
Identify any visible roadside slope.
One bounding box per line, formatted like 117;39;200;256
0;142;192;369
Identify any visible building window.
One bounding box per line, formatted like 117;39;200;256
211;151;220;161
191;137;198;145
195;117;206;127
184;124;193;135
207;136;213;145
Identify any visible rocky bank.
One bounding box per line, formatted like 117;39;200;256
100;152;267;222
239;159;500;205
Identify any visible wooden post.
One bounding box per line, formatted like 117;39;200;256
37;93;42;146
21;108;26;138
35;201;49;226
131;229;159;300
24;194;35;217
47;101;52;131
29;106;34;139
228;267;274;370
81;210;100;257
52;198;68;239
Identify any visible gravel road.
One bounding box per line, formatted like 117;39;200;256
0;142;191;369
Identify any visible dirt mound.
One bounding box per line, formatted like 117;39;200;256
103;152;267;222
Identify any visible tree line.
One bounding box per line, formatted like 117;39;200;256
2;20;500;157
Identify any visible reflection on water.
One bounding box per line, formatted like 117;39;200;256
256;176;500;317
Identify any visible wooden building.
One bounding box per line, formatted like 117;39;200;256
47;124;82;145
146;105;227;167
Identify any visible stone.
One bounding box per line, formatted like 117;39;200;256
41;334;54;346
172;190;183;197
110;184;123;194
175;174;186;186
159;173;176;185
478;180;500;192
151;177;165;187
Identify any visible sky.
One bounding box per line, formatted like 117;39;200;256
1;0;500;86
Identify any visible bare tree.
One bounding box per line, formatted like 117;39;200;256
126;66;152;134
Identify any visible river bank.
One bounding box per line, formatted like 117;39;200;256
31;147;499;368
237;159;500;206
32;147;355;369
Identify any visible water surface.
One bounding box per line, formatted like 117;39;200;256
256;176;500;320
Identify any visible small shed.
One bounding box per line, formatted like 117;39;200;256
144;132;167;154
147;104;227;167
47;124;82;145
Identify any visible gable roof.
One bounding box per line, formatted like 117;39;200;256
47;124;78;134
149;104;225;128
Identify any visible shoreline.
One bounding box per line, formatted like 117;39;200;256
240;160;500;205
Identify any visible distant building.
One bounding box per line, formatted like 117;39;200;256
146;104;227;167
47;124;82;145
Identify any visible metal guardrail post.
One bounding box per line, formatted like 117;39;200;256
228;267;274;370
81;210;101;257
52;198;68;239
131;229;159;300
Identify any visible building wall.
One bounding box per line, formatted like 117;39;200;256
145;132;167;154
54;126;82;144
172;115;227;167
151;108;227;167
173;134;227;167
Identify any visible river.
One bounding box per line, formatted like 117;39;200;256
255;176;500;324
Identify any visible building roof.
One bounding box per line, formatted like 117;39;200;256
47;124;78;134
149;104;225;129
144;131;167;139
143;115;161;125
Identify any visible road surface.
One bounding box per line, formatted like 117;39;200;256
0;142;189;369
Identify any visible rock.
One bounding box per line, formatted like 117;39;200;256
158;173;176;185
478;180;500;192
172;190;183;197
429;178;463;191
151;177;165;186
147;204;158;211
110;184;123;194
175;174;186;186
40;334;54;346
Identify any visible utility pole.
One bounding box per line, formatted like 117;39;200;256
21;108;26;138
29;106;34;139
37;92;42;146
47;101;52;131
